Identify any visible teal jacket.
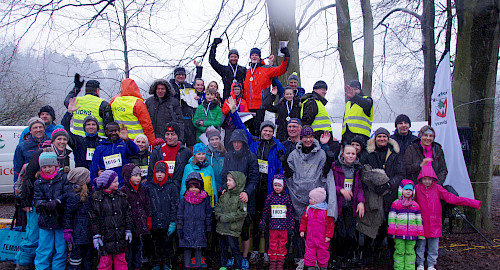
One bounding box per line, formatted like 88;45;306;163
180;156;218;207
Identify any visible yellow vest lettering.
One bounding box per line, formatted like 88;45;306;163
71;95;105;137
111;96;144;140
342;96;373;137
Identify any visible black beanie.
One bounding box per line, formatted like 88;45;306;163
313;80;328;90
374;127;390;138
39;105;56;122
394;114;411;127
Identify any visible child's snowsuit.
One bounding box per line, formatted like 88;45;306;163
387;179;425;270
299;205;335;268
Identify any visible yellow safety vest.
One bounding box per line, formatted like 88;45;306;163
111;96;144;140
342;96;373;137
71;94;105;137
300;98;332;132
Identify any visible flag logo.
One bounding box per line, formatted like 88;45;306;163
436;98;447;118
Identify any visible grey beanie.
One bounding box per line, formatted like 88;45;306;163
260;120;275;132
228;49;239;57
68;167;90;186
374;127;390;138
28;117;45;130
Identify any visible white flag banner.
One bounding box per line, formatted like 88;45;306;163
431;52;475;199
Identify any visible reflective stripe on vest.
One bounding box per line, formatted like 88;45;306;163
300;98;332;132
342;96;373;137
111;96;144;139
71;95;105;137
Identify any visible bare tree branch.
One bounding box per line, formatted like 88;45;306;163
297;3;336;36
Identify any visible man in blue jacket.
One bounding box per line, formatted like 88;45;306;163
89;122;140;186
18;105;64;143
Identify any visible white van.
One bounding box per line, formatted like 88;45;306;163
0;126;26;194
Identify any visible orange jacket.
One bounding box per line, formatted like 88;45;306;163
111;79;155;143
222;82;249;115
243;57;289;110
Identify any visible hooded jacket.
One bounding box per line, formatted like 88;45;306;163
221;82;249;130
404;139;448;185
192;100;223;142
89;137;140;187
332;159;365;217
206;144;225;191
13;134;48;183
215;171;248;237
110;78;155;143
287;139;338;220
145;83;184;139
259;178;294;231
221;129;259;214
262;94;301;142
209;44;247;101
414;166;480;238
243;57;289;110
177;174;212;248
90;189;132;256
146;161;179;229
147;142;191;189
230;111;285;195
63;186;93;245
180;156;218;207
34;169;70;230
119;164;151;237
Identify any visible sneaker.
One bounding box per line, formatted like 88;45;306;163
219;268;228;270
416;266;425;270
241;258;249;269
262;253;270;266
428;266;437;270
296;258;304;270
248;251;260;264
226;257;234;267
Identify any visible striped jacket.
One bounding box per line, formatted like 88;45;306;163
387;199;425;241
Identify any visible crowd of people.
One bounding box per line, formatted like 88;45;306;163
11;39;481;270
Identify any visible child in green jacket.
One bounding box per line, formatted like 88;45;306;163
193;88;223;142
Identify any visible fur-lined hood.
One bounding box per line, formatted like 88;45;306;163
366;137;400;154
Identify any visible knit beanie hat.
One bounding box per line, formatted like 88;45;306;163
348;80;362;90
395;114;411;127
28;117;45;131
206;128;221;140
39;105;56;122
288;118;302;126
287;72;299;84
260;120;275;132
309;187;327;204
155;161;167;174
313;80;328;90
51;128;69;142
186;172;204;190
164;122;181;137
351;135;366;148
95;170;118;190
228;49;239;58
374;127;390;138
273;174;286;187
39;151;58;167
83;115;99;127
67;167;90;186
134;134;149;146
174;67;186;76
122;163;141;182
152;138;165;147
250;48;261;57
300;125;314;138
193;143;207;155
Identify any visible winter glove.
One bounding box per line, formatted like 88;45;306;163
125;230;133;244
74;73;85;90
280;47;290;58
213;38;223;46
147;217;152;231
63;229;73;243
178;228;184;239
374;182;391;196
93;235;103;250
45;200;57;211
278;149;287;164
167;222;176;236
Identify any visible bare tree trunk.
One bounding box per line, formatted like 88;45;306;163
360;0;374;96
422;0;436;121
454;0;499;230
267;0;300;86
445;0;452;51
121;1;130;79
336;0;359;94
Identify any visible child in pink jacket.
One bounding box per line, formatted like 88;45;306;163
414;166;481;270
299;187;335;270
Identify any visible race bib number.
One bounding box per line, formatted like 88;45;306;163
86;148;95;161
140;165;148;177
344;178;353;190
166;161;175;174
258;159;268;174
271;205;287;219
103;154;122;169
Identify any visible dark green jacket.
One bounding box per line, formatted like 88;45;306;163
215;171;247;237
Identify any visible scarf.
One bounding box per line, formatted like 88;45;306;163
41;167;59;181
421;142;433;166
184;190;207;205
401;196;414;208
306;201;328;214
51;144;68;166
129;179;139;191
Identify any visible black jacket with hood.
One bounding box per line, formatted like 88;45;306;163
145;81;184;139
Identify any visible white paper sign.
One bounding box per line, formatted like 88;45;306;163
278;41;289;57
180;88;199;108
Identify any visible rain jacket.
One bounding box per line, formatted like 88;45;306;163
414;166;481;238
404;139;448;185
287;139;338;220
206;144;225;191
146;161;179;229
215;171;248;237
180;157;218;207
110;78;155;143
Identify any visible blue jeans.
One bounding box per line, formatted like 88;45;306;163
35;229;67;270
416;237;439;267
15;208;38;266
220;235;242;268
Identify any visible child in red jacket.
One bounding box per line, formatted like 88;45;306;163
299;187;335;270
414;166;481;270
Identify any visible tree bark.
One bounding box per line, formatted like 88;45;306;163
360;0;374;96
422;0;436;121
267;0;300;87
336;0;359;95
454;0;499;230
